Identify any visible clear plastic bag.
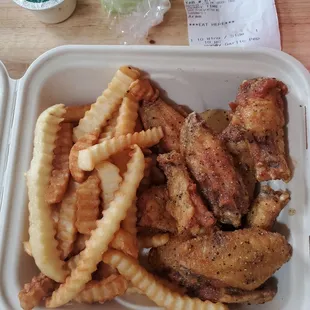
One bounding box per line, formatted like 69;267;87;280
101;0;171;44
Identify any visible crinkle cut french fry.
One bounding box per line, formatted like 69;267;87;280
111;150;131;176
67;254;80;272
27;104;68;283
96;161;122;210
138;233;170;248
78;127;163;171
73;66;140;141
99;110;119;142
121;199;137;236
23;241;32;257
95;262;118;280
128;79;159;103
51;205;60;230
56;181;78;259
46;145;145;308
126;285;144;295
63;105;91;123
76;172;101;235
46;122;73;204
103;250;228;310
19;273;56;310
74;274;128;304
111;228;138;259
69;130;100;183
114;96;139;137
71;233;89;256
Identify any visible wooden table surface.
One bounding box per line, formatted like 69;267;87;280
0;0;309;79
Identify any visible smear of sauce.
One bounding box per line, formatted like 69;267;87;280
288;208;296;216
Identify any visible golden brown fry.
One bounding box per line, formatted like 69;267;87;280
138;233;170;248
51;205;60;229
128;79;159;103
78;127;163;171
46;123;73;204
66;254;80;271
71;233;89;256
114;96;139;137
111;150;131;175
46;146;145;307
73;66;140;141
19;273;56;310
111;228;138;259
122;199;137;236
103;250;228;310
63;105;91;123
27;104;67;283
95;262;118;280
23;241;32;257
126;286;144;295
96;161;122;210
56;181;78;259
76;173;101;235
69;129;100;183
99;110;119;142
74;274;128;304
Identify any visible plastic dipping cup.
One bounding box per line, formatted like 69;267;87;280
101;0;143;14
13;0;77;24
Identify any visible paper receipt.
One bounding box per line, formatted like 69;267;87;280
184;0;281;49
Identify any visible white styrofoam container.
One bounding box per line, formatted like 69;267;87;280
0;45;310;310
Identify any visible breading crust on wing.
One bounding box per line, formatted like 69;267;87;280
181;112;250;227
222;78;291;182
158;151;215;233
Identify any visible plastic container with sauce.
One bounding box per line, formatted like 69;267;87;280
13;0;77;24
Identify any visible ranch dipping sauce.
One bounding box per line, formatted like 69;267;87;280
13;0;77;24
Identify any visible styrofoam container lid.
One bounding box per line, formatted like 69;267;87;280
0;45;310;310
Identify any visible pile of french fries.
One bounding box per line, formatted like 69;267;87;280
19;66;227;310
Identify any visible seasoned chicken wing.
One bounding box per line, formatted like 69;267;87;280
180;112;249;227
246;185;290;230
168;269;277;304
218;285;277;304
137;185;177;233
139;98;185;152
222;78;291;182
149;228;292;291
224;136;257;202
158;151;215;233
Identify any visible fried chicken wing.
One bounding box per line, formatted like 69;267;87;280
222;78;291;182
246;185;290;230
149;228;292;291
139;98;185;152
137;185;177;233
180;113;249;227
158;151;215;233
168;269;277;304
224;136;257;202
218;284;277;304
